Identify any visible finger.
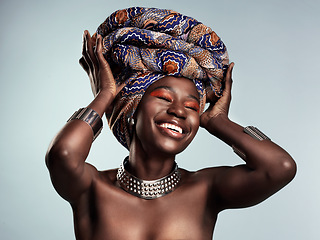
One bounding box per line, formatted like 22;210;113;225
84;30;99;73
82;31;94;71
115;81;127;95
224;62;234;92
199;102;214;127
203;102;214;114
94;34;104;64
95;35;111;73
79;57;89;73
81;31;91;74
205;89;220;104
82;30;89;58
85;31;96;66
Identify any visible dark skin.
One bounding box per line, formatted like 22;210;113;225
46;31;296;240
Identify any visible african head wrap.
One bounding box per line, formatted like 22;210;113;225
95;7;229;149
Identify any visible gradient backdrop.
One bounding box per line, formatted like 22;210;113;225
1;0;319;239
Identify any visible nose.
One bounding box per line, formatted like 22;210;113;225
167;102;187;119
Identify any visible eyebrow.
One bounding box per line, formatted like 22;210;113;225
152;86;200;103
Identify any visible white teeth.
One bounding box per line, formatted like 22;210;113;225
160;123;183;134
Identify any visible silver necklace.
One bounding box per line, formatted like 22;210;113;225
116;158;181;200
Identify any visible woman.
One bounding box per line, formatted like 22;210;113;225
46;7;296;240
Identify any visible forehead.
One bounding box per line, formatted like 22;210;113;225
146;76;199;98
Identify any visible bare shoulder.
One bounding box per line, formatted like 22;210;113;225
179;166;231;185
97;168;119;185
72;167;120;210
73;167;119;205
179;167;232;200
177;167;230;214
178;166;230;197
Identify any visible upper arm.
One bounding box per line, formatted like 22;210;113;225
213;164;276;210
207;155;296;211
45;138;99;204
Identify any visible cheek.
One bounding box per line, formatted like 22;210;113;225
190;113;200;130
135;100;158;134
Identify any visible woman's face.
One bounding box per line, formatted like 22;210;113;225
134;76;200;156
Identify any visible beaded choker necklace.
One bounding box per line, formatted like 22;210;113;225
116;158;181;200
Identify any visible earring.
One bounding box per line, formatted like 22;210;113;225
128;117;135;126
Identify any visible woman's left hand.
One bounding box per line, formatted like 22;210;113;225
79;30;125;99
200;62;234;129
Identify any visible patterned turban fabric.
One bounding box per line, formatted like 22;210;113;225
95;7;229;149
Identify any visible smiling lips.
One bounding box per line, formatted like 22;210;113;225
158;122;185;137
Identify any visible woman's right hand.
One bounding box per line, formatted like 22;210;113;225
79;30;124;99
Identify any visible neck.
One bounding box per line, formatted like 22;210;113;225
128;135;176;180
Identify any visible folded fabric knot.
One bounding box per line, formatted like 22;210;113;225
95;7;229;149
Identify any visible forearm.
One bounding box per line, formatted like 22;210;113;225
206;115;296;175
46;91;114;167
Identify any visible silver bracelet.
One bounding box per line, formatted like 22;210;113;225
243;126;271;141
67;108;103;141
232;126;270;159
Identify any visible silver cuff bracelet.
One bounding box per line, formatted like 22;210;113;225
243;126;271;141
232;126;270;160
67;108;103;141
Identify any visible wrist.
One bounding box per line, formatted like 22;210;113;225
202;113;230;134
88;90;115;116
205;115;244;146
67;108;103;141
97;89;116;101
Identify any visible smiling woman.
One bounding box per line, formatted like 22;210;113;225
45;7;296;240
134;76;201;156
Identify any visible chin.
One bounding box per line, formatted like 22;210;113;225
155;137;193;156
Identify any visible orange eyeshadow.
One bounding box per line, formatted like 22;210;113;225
185;102;200;112
150;89;173;101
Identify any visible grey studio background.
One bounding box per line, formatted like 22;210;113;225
1;0;319;239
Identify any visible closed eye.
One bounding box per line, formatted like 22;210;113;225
158;96;171;102
185;102;200;113
150;90;173;102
